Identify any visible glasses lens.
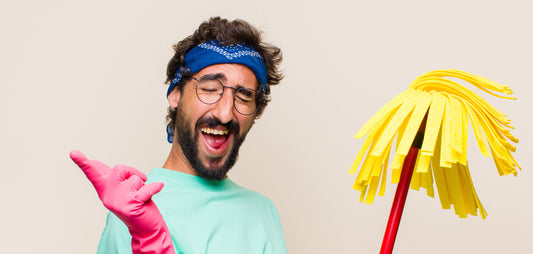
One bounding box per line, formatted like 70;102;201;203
196;78;223;104
234;88;257;115
195;77;258;115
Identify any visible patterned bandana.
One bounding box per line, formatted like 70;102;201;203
166;40;268;97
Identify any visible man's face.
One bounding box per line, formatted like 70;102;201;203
168;64;258;180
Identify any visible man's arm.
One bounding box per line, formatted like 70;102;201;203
70;150;175;254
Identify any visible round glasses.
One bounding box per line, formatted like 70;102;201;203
193;77;258;115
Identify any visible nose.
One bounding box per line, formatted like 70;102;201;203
211;87;235;124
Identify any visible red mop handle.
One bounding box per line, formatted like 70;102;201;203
380;114;426;254
380;144;420;254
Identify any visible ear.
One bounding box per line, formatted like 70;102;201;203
167;87;181;108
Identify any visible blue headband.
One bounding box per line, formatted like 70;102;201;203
166;40;268;97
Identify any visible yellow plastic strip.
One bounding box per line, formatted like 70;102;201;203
431;137;451;209
378;149;390;196
421;162;434;198
371;91;417;158
444;164;467;218
420;92;445;157
440;94;453;168
395;91;431;156
354;90;410;139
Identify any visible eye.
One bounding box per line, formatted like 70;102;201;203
200;87;218;93
197;78;222;93
235;88;254;102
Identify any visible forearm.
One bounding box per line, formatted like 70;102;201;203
130;223;175;254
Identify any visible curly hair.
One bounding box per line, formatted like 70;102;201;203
165;17;283;136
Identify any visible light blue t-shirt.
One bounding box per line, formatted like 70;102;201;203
97;168;287;254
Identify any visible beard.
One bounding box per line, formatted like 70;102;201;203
174;105;247;181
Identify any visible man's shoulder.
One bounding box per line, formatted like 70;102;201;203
228;180;277;207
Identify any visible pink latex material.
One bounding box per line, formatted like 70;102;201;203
70;150;175;254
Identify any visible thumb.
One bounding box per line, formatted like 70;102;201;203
135;182;164;203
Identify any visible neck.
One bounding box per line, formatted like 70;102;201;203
163;142;198;176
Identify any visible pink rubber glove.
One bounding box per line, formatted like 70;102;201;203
70;150;175;254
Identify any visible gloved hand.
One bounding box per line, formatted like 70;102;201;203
70;150;175;254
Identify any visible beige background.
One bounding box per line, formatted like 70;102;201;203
1;0;532;253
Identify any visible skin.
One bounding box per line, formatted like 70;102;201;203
163;63;258;178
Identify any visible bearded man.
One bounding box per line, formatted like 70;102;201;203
71;17;286;254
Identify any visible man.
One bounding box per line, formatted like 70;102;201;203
71;17;286;254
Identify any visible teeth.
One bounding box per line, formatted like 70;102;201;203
201;127;229;135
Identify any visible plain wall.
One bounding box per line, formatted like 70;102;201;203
1;0;532;253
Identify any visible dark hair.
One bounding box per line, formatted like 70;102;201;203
165;17;283;135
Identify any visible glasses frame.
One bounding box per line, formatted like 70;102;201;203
192;77;259;115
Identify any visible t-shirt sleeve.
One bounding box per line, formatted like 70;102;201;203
96;212;132;254
262;198;288;254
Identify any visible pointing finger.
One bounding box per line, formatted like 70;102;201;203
70;150;90;170
70;150;105;182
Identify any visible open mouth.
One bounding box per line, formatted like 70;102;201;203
200;127;231;152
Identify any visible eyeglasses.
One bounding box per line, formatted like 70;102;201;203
192;77;258;115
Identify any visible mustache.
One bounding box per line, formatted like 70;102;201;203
196;117;240;134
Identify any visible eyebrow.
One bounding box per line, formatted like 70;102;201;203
200;72;257;90
201;72;224;81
